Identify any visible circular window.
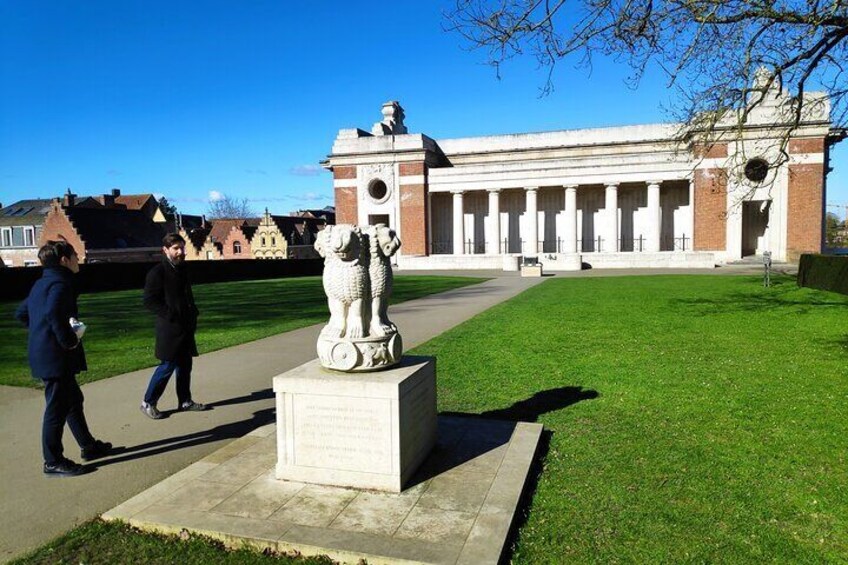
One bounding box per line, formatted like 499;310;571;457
368;179;389;202
744;158;769;183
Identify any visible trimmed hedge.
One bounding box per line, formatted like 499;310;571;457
0;259;323;301
797;254;848;295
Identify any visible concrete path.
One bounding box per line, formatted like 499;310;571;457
0;272;544;562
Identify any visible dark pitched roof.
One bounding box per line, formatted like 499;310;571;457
65;206;166;249
270;215;323;245
209;219;247;243
0;199;52;226
185;227;211;251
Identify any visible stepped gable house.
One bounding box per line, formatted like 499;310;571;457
0;199;53;267
323;84;843;270
40;190;168;263
221;219;260;260
250;209;326;259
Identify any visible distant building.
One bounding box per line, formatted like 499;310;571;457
251;209;327;259
0;199;52;267
40;190;168;263
325;91;842;269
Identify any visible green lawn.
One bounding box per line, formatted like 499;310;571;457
10;274;848;564
0;275;485;387
413;274;848;563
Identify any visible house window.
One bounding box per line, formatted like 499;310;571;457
271;236;276;246
1;228;10;247
233;241;242;254
11;227;24;246
24;227;34;247
261;236;266;246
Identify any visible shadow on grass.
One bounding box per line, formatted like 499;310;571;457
670;280;848;315
440;386;600;563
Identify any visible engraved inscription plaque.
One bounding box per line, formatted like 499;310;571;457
292;394;393;473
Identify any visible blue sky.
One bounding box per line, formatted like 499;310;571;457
2;1;846;219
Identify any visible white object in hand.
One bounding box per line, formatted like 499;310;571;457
69;317;87;339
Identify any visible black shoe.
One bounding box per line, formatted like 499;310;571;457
81;440;113;461
178;400;206;412
44;458;85;477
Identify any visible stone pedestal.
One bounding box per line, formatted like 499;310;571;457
273;356;436;492
521;264;543;277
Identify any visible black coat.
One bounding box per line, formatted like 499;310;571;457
143;259;199;361
15;266;87;379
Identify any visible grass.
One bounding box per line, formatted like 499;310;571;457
9;274;848;563
412;274;848;563
0;275;485;388
10;520;334;565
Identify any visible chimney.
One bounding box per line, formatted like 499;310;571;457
63;189;76;208
111;188;121;197
101;192;115;207
201;215;206;228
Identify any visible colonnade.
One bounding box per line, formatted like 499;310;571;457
448;181;667;255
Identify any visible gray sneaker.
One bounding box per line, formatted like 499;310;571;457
178;400;206;412
140;402;163;420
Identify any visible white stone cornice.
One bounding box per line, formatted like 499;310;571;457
334;179;358;188
646;180;663;186
604;182;620;188
398;175;426;185
525;186;539;192
450;189;465;194
486;187;502;193
788;153;825;165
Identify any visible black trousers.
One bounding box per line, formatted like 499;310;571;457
42;375;95;464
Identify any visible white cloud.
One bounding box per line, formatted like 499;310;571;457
289;164;322;177
208;190;224;202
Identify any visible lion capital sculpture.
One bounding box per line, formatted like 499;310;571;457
314;224;402;372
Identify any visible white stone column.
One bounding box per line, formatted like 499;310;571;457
647;181;662;252
564;185;578;253
605;183;619;252
525;187;539;255
452;190;465;255
487;189;501;254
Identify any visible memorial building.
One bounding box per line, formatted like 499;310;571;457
323;80;843;270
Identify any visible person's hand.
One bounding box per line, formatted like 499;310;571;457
69;317;87;340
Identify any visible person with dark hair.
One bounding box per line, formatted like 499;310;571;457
140;233;206;419
15;240;112;477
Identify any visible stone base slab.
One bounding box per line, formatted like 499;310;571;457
103;416;543;565
273;356;436;492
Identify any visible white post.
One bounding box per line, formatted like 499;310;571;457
647;181;662;252
605;183;619;252
525;187;539;255
452;190;465;255
487;189;501;254
564;185;578;253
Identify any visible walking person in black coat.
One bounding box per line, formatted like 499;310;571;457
15;240;112;477
140;233;206;419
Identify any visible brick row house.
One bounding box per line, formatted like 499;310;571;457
2;190;170;265
183;209;328;260
0;199;52;267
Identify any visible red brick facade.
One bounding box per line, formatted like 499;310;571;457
788;138;825;154
693;169;727;251
787;163;824;261
694;142;728;160
221;225;252;259
40;203;87;260
399;162;428;256
334;166;358;225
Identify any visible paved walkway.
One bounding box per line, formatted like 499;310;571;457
0;272;544;562
0;265;791;561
